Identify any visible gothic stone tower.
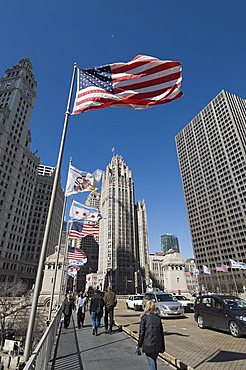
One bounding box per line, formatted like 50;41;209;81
0;58;39;286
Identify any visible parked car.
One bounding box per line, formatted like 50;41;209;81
173;295;194;312
194;294;246;337
142;292;184;317
126;294;144;310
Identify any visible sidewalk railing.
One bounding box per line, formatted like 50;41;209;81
23;305;63;370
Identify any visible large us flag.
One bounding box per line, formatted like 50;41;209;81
72;55;183;114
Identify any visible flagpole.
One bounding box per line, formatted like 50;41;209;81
215;270;222;293
24;63;77;362
58;221;71;304
231;268;239;296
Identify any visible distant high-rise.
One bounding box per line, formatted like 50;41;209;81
176;90;246;291
161;234;180;254
0;59;39;284
98;155;150;294
21;164;64;288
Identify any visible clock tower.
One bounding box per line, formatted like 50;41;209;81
0;59;39;287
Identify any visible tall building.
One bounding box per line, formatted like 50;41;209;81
98;155;149;294
135;200;150;291
0;58;39;284
85;190;100;209
161;234;180;254
21;164;64;289
176;90;246;292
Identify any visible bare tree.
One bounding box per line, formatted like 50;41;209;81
0;282;31;350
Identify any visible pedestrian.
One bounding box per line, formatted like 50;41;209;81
97;291;105;327
89;290;103;335
137;300;165;370
103;286;117;334
63;293;75;329
77;292;87;328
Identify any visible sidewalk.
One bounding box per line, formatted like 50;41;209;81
49;313;172;370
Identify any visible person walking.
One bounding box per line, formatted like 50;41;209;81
77;292;87;328
63;293;75;329
137;300;165;370
103;286;117;334
89;290;103;335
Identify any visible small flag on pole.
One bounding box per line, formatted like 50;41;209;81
72;54;183;114
67;266;80;278
230;259;246;270
67;246;86;260
68;221;99;239
203;265;211;275
65;164;102;197
69;200;102;222
215;262;228;272
193;268;200;276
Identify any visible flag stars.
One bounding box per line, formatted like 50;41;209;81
78;66;113;93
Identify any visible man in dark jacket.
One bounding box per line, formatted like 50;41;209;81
63;293;75;329
89;290;103;335
103;286;117;334
138;301;165;370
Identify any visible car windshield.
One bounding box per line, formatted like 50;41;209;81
156;294;176;302
134;296;144;300
175;295;188;300
223;298;246;310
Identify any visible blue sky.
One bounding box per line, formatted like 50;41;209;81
1;1;245;259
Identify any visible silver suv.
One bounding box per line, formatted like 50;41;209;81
142;292;184;318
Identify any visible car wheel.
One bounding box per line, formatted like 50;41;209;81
229;321;241;338
197;315;205;329
134;305;137;311
126;303;130;309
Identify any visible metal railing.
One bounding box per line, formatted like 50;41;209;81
23;305;63;370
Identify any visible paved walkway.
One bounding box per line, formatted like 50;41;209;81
49;313;172;370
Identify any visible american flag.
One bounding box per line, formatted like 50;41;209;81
72;54;183;114
67;246;86;260
68;221;99;239
215;262;228;272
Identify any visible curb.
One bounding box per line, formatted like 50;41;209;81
115;321;195;370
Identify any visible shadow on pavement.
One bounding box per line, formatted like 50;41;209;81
164;331;189;337
208;350;246;362
79;336;130;353
123;322;141;327
117;313;140;317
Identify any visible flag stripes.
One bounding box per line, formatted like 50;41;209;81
67;247;86;260
69;221;99;239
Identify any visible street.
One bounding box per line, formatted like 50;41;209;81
114;299;246;370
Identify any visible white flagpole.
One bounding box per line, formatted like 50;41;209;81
24;63;77;362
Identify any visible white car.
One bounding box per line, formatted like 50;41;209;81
174;295;194;312
126;295;144;311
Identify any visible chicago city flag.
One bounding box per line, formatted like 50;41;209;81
72;54;183;114
230;259;246;270
69;200;102;222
